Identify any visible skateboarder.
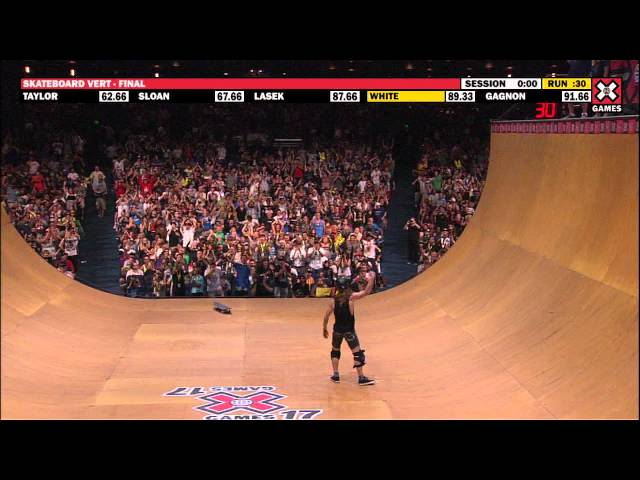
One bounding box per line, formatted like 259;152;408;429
322;270;376;386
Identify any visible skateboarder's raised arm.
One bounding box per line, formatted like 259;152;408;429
351;272;375;302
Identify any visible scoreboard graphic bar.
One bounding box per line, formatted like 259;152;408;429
22;89;584;103
21;78;461;90
18;77;613;107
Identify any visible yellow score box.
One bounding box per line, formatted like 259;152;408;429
367;91;445;102
542;78;591;89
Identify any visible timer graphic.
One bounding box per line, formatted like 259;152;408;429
535;103;558;119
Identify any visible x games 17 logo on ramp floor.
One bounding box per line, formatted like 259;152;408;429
164;386;323;420
197;390;286;415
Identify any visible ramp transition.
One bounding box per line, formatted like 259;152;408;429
2;127;637;419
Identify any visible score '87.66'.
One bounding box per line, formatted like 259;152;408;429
330;91;360;102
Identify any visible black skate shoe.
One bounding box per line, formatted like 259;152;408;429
358;376;376;386
330;374;340;383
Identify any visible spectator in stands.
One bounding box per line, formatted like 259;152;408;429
190;267;206;297
234;255;251;296
92;168;108;218
404;217;422;265
126;261;144;297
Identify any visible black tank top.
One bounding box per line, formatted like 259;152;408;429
334;296;355;333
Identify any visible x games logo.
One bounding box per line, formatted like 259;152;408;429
196;390;286;415
164;386;323;420
592;78;622;104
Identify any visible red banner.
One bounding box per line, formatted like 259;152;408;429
492;117;638;134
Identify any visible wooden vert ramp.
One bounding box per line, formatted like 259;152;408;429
1;131;638;419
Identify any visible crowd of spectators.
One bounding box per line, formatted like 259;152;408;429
0;103;398;297
3;102;495;295
1;127;100;279
405;128;489;274
104;106;395;297
113;147;393;297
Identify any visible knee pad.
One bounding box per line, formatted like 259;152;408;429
353;349;366;368
331;349;341;360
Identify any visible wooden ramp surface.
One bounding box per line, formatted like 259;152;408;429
2;133;638;419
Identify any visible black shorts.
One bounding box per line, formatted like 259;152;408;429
332;330;360;350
